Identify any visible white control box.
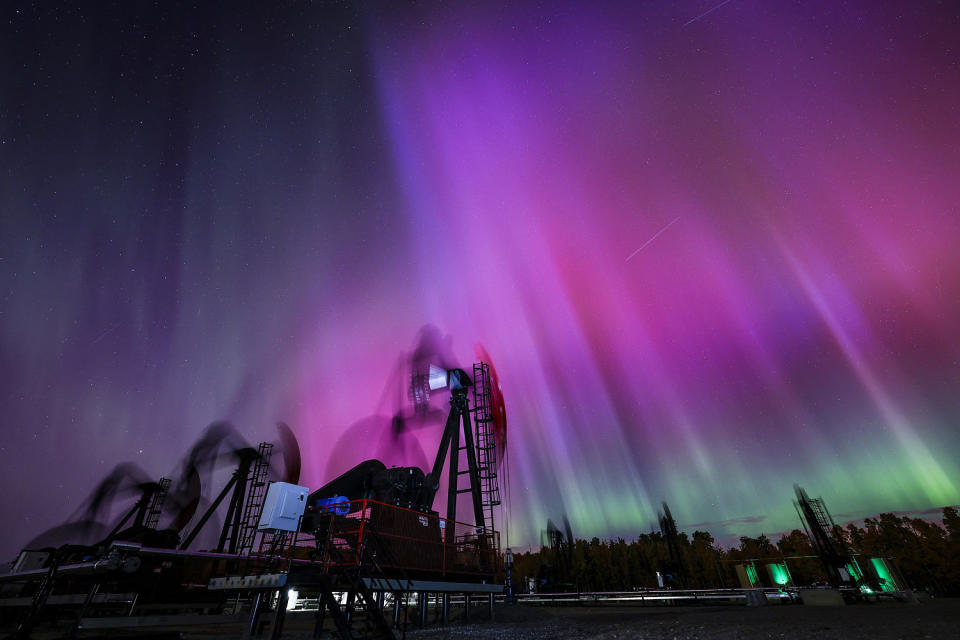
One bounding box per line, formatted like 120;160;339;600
257;482;309;532
12;550;50;573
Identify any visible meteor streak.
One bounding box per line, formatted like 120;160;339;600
682;0;734;28
625;217;681;262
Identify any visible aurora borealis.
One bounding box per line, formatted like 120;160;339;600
2;1;960;559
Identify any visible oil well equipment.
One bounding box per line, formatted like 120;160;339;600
0;344;509;640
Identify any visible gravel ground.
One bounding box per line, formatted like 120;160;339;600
400;600;960;640
9;598;958;639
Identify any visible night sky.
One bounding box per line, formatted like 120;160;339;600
2;1;960;560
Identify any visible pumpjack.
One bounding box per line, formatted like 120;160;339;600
794;484;862;588
658;502;686;587
308;364;501;535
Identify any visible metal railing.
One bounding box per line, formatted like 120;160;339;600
287;499;500;578
513;588;797;605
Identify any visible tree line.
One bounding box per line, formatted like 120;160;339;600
509;507;960;595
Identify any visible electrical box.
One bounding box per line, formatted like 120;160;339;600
257;482;309;532
12;550;50;573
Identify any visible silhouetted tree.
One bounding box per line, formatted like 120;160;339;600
510;509;960;594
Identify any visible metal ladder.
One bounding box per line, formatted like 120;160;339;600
144;477;171;530
808;495;836;532
472;362;501;535
237;442;273;554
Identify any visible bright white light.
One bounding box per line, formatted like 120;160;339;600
428;364;448;390
286;588;299;610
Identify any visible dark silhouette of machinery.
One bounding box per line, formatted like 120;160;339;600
4;331;506;640
793;484;862;588
176;422;301;553
18;422;301;560
535;514;574;592
22;463;178;552
307;361;504;537
659;501;686;587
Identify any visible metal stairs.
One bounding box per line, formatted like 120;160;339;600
310;521;411;639
144;477;171;530
472;362;501;534
237;442;273;555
